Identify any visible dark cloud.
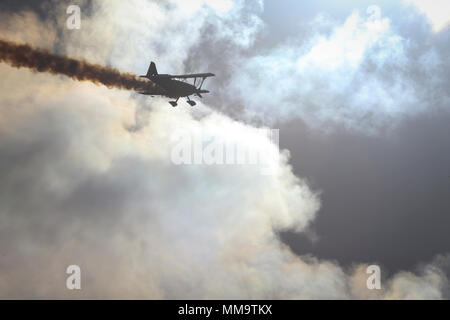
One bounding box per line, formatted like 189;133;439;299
0;0;94;19
280;109;450;275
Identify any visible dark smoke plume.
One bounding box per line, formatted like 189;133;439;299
0;39;161;93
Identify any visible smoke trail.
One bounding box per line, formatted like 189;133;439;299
0;39;161;93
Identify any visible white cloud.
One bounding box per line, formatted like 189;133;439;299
406;0;450;32
227;4;448;133
0;74;320;298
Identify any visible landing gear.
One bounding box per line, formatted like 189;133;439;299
169;97;196;107
186;96;196;106
169;97;179;107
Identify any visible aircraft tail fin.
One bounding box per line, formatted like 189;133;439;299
141;61;158;78
147;61;158;77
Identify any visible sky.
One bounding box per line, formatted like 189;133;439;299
0;0;449;299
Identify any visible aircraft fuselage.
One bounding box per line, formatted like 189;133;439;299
151;76;197;98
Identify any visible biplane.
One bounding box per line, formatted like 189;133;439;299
138;61;214;106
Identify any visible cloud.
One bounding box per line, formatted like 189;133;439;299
0;0;448;299
406;0;450;33
349;262;447;299
0;60;321;298
225;5;449;133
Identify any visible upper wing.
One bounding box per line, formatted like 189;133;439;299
168;73;215;79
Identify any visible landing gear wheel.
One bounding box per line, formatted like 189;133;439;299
169;101;178;107
187;100;196;106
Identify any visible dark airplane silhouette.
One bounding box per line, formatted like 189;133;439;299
138;61;214;106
